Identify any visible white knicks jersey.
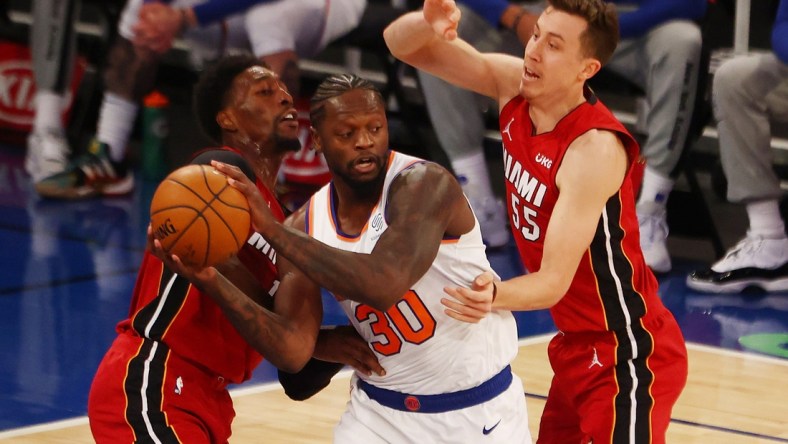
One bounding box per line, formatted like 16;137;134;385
305;150;518;395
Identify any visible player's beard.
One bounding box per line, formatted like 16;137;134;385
332;154;387;199
273;133;301;153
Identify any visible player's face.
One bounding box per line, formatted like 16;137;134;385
312;89;389;187
519;7;598;102
228;66;300;153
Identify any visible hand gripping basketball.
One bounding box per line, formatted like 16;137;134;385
211;160;277;235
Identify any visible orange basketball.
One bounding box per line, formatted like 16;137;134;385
150;164;251;268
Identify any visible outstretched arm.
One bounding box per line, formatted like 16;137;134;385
215;160;474;311
383;0;524;105
443;130;628;319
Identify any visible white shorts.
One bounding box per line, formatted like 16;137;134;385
333;372;532;444
117;0;365;63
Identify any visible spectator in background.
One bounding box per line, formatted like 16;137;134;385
414;1;539;248
24;0;80;184
687;0;788;293
608;0;707;274
31;0;366;199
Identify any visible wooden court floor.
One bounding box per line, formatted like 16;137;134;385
1;335;786;443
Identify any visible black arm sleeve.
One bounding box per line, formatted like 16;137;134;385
190;149;255;182
277;358;345;401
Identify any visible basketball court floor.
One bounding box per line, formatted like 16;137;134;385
0;141;786;443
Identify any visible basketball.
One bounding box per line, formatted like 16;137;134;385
150;164;251;268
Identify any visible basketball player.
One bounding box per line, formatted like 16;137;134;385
384;1;688;442
198;74;531;443
88;55;380;443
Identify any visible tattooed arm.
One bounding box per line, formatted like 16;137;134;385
148;216;323;373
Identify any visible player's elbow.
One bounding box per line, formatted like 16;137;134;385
346;270;411;311
383;12;428;62
273;336;315;374
276;351;311;374
550;281;573;307
534;273;572;310
383;20;408;58
352;287;402;312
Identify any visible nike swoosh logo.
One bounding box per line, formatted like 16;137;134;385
482;419;501;435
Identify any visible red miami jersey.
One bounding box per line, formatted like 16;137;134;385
499;90;666;333
116;147;285;383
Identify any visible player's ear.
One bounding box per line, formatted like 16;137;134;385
579;58;601;81
217;110;237;132
310;126;322;153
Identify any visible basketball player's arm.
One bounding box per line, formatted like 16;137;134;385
383;0;523;105
276;210;384;400
279;325;386;401
147;228;323;373
216;160;472;311
443;130;628;319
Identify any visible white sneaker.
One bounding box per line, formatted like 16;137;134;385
472;197;510;248
687;234;788;293
637;203;671;273
25;130;70;183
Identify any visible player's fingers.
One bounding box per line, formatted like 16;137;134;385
146;224;155;249
442;285;468;303
350;359;373;376
354;349;385;376
211;160;244;180
441;296;468;309
448;3;461;24
448;285;489;304
444;308;482;324
440;296;465;311
441;297;487;317
473;271;495;289
167;253;184;271
441;0;456;15
213;162;255;193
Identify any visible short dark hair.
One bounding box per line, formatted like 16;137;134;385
193;54;264;143
548;0;619;65
309;74;385;127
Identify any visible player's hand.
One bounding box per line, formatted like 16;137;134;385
212;160;277;234
132;3;183;54
422;0;461;40
442;271;496;323
314;326;385;377
147;224;218;284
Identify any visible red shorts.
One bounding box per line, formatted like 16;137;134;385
88;334;235;443
538;310;688;444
